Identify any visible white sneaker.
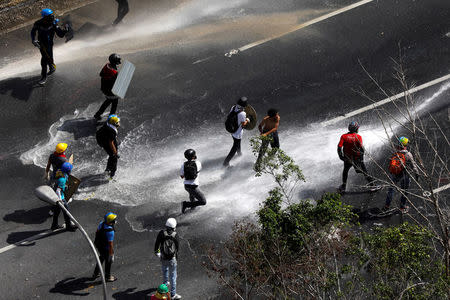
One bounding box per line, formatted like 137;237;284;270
172;294;182;299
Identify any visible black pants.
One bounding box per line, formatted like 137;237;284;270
102;146;118;176
51;200;71;228
39;45;54;78
255;131;279;168
342;158;372;186
93;251;112;277
95;97;118;118
223;137;241;166
113;0;129;25
184;185;206;208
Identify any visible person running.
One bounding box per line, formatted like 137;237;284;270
254;108;280;170
94;54;121;120
92;212;117;282
112;0;129;26
383;136;420;213
154;218;181;300
150;284;171;300
51;162;77;231
31;8;68;85
337;121;373;193
181;149;206;213
223;97;250;167
45;143;68;181
96;115;120;178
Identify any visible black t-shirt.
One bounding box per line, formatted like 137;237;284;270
96;124;117;147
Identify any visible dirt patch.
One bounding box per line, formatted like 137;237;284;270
0;0;98;33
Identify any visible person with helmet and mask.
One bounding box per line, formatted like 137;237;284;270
383;136;420;213
51;162;77;231
31;8;69;85
112;0;129;26
223;97;250;167
96;115;120;178
92;212;117;282
94;54;122;120
180;149;206;213
154;218;181;300
150;284;171;300
337;121;374;193
45;143;69;181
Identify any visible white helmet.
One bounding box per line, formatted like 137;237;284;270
165;218;177;229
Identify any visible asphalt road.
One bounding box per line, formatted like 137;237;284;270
0;0;449;299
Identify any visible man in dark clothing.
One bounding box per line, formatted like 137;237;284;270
30;8;68;85
180;149;206;213
94;54;121;120
96;115;120;178
337;121;373;193
92;212;117;282
154;218;181;299
112;0;129;26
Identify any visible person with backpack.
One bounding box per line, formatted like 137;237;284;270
337;121;374;193
254;108;280;171
180;149;206;213
223;97;250;167
94;54;121;120
92;212;117;282
96;115;120;178
150;284;171;300
383;136;419;213
154;218;181;300
51;162;77;231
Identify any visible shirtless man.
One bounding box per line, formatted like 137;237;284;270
254;108;280;170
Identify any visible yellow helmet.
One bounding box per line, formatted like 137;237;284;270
399;136;409;146
108;114;120;126
104;212;117;224
55;143;68;153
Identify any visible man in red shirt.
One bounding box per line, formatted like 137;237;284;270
94;54;121;120
337;121;373;193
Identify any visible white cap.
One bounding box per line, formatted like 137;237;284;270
165;218;177;229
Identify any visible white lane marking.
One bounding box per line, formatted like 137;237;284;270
0;228;64;255
224;0;375;56
321;73;450;127
192;56;213;65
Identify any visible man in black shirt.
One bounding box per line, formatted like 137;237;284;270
96;115;120;178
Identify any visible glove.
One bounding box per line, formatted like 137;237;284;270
155;252;161;258
339;155;345;161
32;40;40;48
108;255;114;263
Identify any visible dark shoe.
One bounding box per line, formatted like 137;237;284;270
106;275;117;282
182;202;187;214
338;184;346;194
47;66;56;76
38;77;47;85
91;273;100;280
51;224;64;231
66;223;77;231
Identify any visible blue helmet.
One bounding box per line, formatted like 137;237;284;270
61;162;73;174
41;8;53;17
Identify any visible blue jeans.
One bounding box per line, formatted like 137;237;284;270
385;173;410;208
161;258;177;296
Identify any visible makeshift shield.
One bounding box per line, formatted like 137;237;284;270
112;60;135;99
244;105;257;130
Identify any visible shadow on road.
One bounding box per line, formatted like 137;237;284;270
57;118;97;140
0;75;41;101
49;277;99;297
112;287;156;300
3;206;52;225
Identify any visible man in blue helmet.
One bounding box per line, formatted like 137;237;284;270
31;8;69;85
93;212;117;282
51;162;77;231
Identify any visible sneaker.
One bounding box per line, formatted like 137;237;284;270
399;206;409;214
38;77;47;85
172;294;182;300
91;273;100;280
182;202;187;214
47;66;56;76
51;224;64;231
106;275;117;282
66;224;77;232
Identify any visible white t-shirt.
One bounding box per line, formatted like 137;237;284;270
180;160;202;185
231;105;247;139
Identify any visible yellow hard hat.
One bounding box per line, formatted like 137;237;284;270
108;114;120;126
55;143;68;153
104;212;117;224
399;136;409;146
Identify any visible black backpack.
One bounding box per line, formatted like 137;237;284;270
161;230;177;260
94;223;114;250
225;106;239;133
184;161;198;180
